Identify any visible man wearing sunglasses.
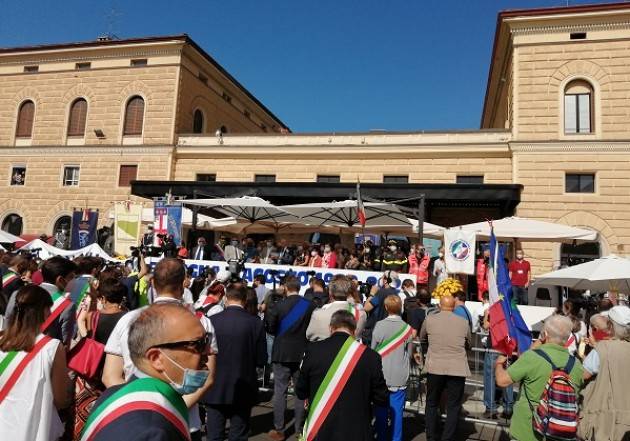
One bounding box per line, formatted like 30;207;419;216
82;303;211;440
103;258;218;441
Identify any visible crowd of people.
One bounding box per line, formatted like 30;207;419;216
0;241;628;441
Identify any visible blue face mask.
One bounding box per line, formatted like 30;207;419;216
160;350;209;395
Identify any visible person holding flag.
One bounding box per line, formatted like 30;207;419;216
371;295;415;441
296;310;388;441
485;223;532;357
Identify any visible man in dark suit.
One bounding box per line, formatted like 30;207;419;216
296;310;389;441
203;285;267;441
190;237;211;261
265;275;316;441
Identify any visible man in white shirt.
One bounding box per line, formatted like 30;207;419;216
103;258;218;441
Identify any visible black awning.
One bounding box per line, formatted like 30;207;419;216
131;180;522;225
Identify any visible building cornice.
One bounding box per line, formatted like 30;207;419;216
0;145;174;156
0;47;183;67
510;141;630;153
509;19;630;36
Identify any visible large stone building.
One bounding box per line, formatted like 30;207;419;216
3;2;630;274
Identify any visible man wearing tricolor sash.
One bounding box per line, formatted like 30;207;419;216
82;303;211;441
0;255;29;315
371;295;415;441
306;275;366;342
296;310;388;441
5;256;78;346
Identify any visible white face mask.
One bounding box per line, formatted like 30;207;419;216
438;252;444;258
516;254;524;260
324;247;331;253
311;251;318;257
389;245;397;252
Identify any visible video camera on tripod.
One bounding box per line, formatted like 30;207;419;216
226;257;246;283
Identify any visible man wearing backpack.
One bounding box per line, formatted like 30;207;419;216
495;314;584;441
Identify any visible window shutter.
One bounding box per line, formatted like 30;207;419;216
16;101;35;138
118;165;138;187
67;99;88;136
123;97;145;136
564;95;577;134
578;94;591;133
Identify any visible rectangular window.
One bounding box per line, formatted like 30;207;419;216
62;166;80;186
456;175;484;184
383;175;408;184
255;174;276;183
24;65;39;73
118;164;138;187
196;173;216;182
10;165;26;186
317;175;340;183
565;94;591;134
198;73;208;85
130;59;148;67
75;62;91;70
565;173;595;193
570;32;587;40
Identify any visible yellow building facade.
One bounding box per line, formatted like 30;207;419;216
2;3;630;275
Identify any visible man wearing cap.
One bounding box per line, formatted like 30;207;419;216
579;305;630;440
375;240;408;273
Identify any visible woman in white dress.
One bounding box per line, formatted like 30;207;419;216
0;285;71;441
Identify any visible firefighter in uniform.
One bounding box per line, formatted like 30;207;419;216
375;239;408;272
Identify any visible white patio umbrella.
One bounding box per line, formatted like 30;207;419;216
183;196;300;225
0;229;24;243
213;220;343;235
534;255;630;293
455;216;597;242
281;200;411;228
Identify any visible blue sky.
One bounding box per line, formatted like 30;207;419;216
0;0;614;132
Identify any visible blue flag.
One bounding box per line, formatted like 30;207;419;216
489;229;532;353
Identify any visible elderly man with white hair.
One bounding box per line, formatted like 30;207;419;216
494;314;584;441
578;305;630;441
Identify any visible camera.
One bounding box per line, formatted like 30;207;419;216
227;257;246;283
356;281;373;298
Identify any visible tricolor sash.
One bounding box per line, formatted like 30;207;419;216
80;377;190;441
347;303;361;323
277;297;310;336
302;336;366;441
40;291;73;333
2;271;20;288
0;334;52;404
375;323;413;358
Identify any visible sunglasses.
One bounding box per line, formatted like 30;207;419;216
151;333;211;354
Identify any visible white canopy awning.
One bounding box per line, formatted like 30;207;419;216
19;239;118;262
534;254;630;292
281;200;411;228
454;217;597;242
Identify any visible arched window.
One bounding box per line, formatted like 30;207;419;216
67;98;88;137
1;213;23;236
52;215;72;249
16;100;35;138
123;96;145;136
193;109;204;134
564;80;593;134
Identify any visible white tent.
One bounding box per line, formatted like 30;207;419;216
19;239;118;262
534;255;630;293
454;217;597;242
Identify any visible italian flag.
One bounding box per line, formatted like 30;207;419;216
356;181;366;226
81;377;190;441
2;271;19;288
375;323;413;358
0;335;52;403
302;337;366;441
39;291;72;333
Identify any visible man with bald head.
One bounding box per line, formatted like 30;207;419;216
82;303;211;440
419;295;471;441
495;314;583;441
103;258;218;441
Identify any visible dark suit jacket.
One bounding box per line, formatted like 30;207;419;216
203;306;267;407
296;332;389;441
265;294;315;363
190;245;211;261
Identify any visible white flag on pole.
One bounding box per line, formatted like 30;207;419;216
444;229;476;275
